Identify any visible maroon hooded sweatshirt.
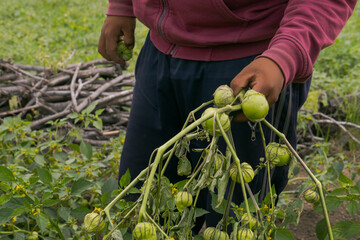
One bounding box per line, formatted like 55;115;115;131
106;0;357;86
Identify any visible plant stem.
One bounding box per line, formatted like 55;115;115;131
183;137;217;190
138;105;242;222
287;176;310;184
102;204;137;240
227;129;264;227
222;180;235;232
258;122;275;217
245;183;265;229
145;211;170;239
262;119;334;240
47;215;65;240
216;115;252;228
103;166;149;227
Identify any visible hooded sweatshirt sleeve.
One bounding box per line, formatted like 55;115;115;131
260;0;357;86
106;0;134;17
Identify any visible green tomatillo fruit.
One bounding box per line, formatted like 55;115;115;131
236;227;254;240
214;154;223;172
175;191;193;212
303;188;319;203
201;107;231;136
84;212;106;233
240;214;258;230
133;222;157;240
203;227;230;240
265;142;292;167
28;232;39;240
230;162;255;183
213;85;235;108
241;89;269;122
117;41;133;61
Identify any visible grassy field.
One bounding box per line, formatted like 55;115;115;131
0;0;148;72
1;1;359;106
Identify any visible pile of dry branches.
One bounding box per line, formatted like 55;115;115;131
0;58;134;144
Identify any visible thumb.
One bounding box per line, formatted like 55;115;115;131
230;71;256;96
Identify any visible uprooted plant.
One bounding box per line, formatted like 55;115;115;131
84;85;334;240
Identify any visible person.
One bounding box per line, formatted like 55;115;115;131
98;0;357;231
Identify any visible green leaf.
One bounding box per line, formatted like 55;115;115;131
111;229;124;240
54;152;68;162
95;108;105;116
177;157;192;176
333;220;360;239
71;178;94;196
69;112;79;119
0;208;13;225
0;194;11;206
80;141;92;159
0;182;11;192
68;143;80;152
195;208;209;218
36;213;49;233
274;228;296;240
93;119;103;130
210;191;226;215
0;166;15;182
281;198;303;228
339;172;353;187
216;172;229;207
84;102;97;115
325;166;340;181
36;167;52;185
71;206;91;220
102;177;118;194
347;200;359;218
101;192;112;206
316;218;331;240
315;196;343;212
11;206;27;218
4;132;16;142
42;199;59;207
333;161;344;174
119;169;131;188
34;155;45;166
58;207;71;222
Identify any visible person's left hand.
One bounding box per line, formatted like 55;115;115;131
230;57;285;122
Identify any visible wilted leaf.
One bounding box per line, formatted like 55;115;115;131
281;198;303;228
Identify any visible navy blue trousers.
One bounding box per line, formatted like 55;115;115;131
119;35;311;228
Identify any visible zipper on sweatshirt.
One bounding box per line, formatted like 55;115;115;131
157;0;177;56
157;0;167;40
170;45;177;55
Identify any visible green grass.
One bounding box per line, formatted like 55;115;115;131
0;0;148;72
312;5;360;96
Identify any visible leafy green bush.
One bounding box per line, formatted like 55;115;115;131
0;116;127;239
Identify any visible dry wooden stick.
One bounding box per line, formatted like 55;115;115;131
70;63;82;112
76;72;134;112
313;112;360;144
0;104;40;117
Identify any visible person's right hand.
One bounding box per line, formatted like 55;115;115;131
98;16;136;67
